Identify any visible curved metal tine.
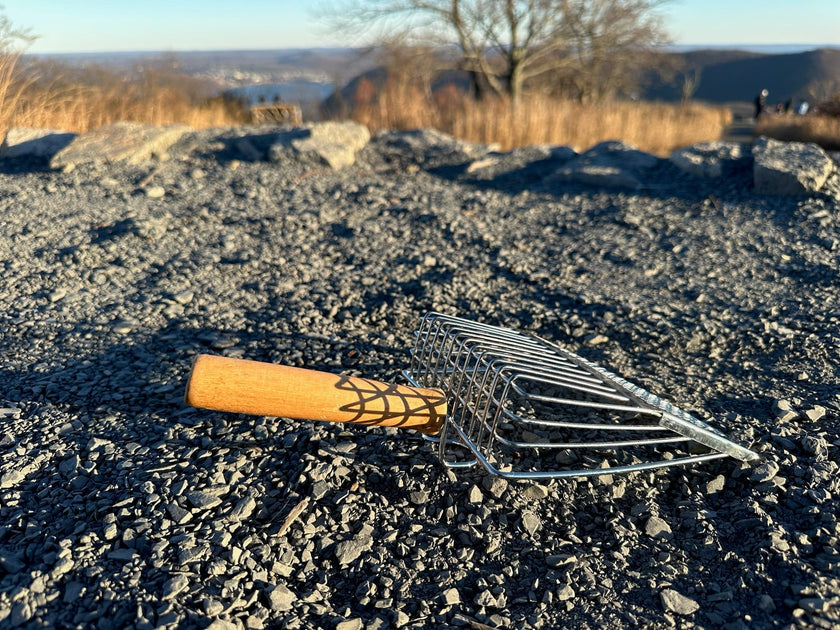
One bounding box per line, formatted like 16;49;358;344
410;313;439;385
417;316;450;388
438;328;627;402
542;337;721;433
447;419;731;479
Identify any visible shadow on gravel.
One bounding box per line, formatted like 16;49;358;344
0;156;54;175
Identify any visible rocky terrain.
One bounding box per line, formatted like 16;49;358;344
0;121;838;630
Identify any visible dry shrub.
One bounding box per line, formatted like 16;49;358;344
755;115;840;151
0;57;248;136
346;77;732;155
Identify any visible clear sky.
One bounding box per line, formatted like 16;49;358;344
2;0;838;54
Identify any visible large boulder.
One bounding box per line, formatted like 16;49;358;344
268;121;370;169
544;140;660;190
752;136;835;196
49;121;191;169
670;141;747;178
0;128;76;160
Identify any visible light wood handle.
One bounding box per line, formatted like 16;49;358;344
184;354;446;435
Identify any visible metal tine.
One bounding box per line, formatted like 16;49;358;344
476;362;689;457
446;419;731;480
434;328;630;407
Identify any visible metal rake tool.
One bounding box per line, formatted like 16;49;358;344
403;313;758;479
184;312;758;479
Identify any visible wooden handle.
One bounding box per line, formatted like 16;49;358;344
184;354;446;435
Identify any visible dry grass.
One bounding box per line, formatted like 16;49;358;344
0;57;248;137
346;77;733;155
1;54;734;157
755;114;840;151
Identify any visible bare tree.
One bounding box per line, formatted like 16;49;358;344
557;0;671;102
325;0;671;105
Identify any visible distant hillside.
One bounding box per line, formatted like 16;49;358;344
647;47;840;104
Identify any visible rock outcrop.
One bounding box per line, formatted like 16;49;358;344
49;122;192;170
268;121;370;169
752;136;836;196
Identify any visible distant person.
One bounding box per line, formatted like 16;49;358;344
796;100;809;115
754;89;768;119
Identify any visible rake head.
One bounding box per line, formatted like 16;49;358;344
404;313;759;480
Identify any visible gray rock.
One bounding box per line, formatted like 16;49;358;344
227;496;257;522
670;141;746;178
186;491;222;510
265;584;296;612
750;460;780;482
162;574;190;599
336;619;364;630
0;127;75;159
334;534;373;566
268;121;370;169
644;516;672;539
441;587;460;605
660;588;699;615
753;136;835;195
705;475;725;494
521;511;541;536
50;121;191;169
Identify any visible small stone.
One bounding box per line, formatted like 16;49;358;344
660;588;700;615
556;584;576;601
441;587;460;605
162;574;189;599
474;590;497;607
144;185;166;198
468;485;483;504
48;288;68;302
804;406;826;422
521;512;541;536
203;598;225;616
645;516;672;539
750;460;780;483
773;399;798;422
166;503;192;525
336;619;363;630
265;584;296;612
227;496;257;522
334;535;372;566
51;556;74;577
705;475;726;494
186;491;222;510
103;522;118;540
112;320;135;335
409;490;429;505
522;484;549;500
173;289;194;305
481;476;507;499
586;334;609;346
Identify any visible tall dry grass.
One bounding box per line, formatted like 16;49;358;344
346;76;733;155
0;57;248;137
755;114;840;151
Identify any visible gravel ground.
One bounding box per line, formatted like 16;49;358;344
0;127;838;629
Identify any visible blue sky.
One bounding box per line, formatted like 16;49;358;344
2;0;838;54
